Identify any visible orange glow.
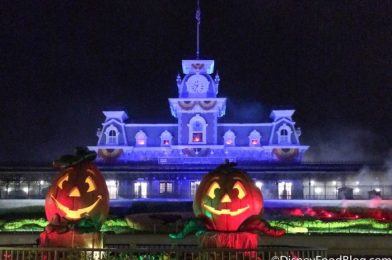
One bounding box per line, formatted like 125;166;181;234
57;174;69;189
251;139;258;145
233;181;246;199
192;133;203;142
69;187;81;197
207;181;220;199
220;193;231;203
51;195;102;220
85;176;96;192
203;203;250;216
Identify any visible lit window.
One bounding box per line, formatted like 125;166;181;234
106;180;118;199
160;182;173;193
223;130;236;146
160;130;173;146
255;181;263;190
134;181;148;198
278;181;292;200
191;181;201;197
192;133;203;142
135;130;147;146
248;130;261;146
188;114;207;144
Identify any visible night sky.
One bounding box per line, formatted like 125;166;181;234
1;1;392;163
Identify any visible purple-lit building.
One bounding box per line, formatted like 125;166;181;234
0;58;391;203
1;29;391;203
88;59;308;165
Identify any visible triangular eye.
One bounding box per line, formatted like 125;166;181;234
85;176;96;192
57;174;69;189
207;181;220;199
233;181;246;199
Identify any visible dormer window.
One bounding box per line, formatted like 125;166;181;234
188;114;207;144
223;130;236;146
278;124;292;144
249;130;261;147
105;125;119;145
135;130;147;146
160;130;173;146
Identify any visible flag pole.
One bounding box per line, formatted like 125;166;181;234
196;0;201;59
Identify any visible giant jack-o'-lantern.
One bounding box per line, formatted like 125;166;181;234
45;148;109;227
193;162;263;231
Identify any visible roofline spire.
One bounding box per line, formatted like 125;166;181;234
195;0;201;59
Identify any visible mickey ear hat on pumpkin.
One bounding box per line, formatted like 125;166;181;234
53;147;97;170
214;160;238;174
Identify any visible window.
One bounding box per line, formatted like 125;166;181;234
278;181;292;200
277;124;292;144
134;181;148;198
160;182;173;193
192;133;203;142
223;130;236;146
255;181;263;190
105;125;119;145
160;130;173;146
191;181;201;197
106;180;118;199
188;114;208;144
248;130;261;146
135;130;147;146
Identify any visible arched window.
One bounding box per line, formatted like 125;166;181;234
135;130;147;146
105;125;119;145
160;130;173;146
248;130;261;146
277;124;292;144
223;130;236;146
187;114;208;144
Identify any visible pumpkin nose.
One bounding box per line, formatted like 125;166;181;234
69;187;81;197
221;193;232;203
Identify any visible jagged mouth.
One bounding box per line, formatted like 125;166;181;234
203;203;250;216
51;195;102;220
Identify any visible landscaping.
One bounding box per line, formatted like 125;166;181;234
1;206;391;235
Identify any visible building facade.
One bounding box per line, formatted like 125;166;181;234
88;59;308;164
1;51;390;203
0;163;391;201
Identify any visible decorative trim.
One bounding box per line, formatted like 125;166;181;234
272;148;299;161
98;148;123;162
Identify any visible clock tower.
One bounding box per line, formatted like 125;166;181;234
169;59;226;145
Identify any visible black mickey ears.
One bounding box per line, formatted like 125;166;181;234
53;147;97;169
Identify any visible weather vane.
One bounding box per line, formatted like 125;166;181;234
195;0;201;59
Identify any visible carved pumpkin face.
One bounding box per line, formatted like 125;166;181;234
193;166;263;231
45;163;109;224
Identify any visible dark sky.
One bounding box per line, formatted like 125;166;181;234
1;1;392;163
